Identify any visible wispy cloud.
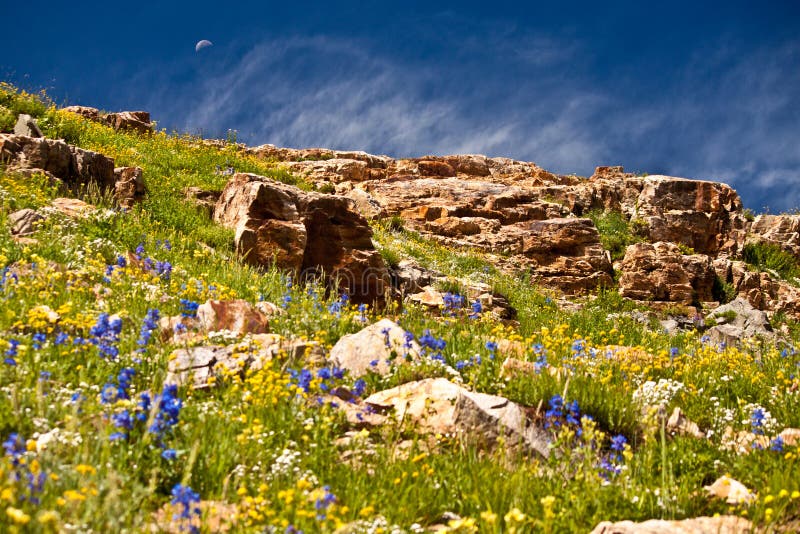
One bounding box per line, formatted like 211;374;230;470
138;31;800;211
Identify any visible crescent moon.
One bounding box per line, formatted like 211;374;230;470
195;40;213;52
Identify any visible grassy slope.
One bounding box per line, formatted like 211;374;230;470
0;86;799;532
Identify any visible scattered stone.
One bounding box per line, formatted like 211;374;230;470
364;377;550;457
47;198;96;218
13;113;42;138
665;408;704;439
704;475;755;504
196;299;271;336
329;318;421;377
590;516;752;534
114;166;145;208
750;213;800;257
8;208;44;236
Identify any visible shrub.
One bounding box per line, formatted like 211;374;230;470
742;241;800;284
587;209;644;261
712;276;736;304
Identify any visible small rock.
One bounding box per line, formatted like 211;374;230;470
47;198;97;218
705;298;772;339
105;111;152;134
590;516;752;534
196;299;271;336
114;166;145;208
665;407;704;439
329;318;421;377
13;113;43;138
8;208;44;236
704;475;755;504
364;377;550;456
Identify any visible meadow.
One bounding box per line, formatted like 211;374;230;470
1;83;799;532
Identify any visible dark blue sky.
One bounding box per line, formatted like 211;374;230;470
3;1;799;211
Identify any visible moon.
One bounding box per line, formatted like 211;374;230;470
195;40;213;52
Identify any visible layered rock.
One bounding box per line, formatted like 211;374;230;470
618;242;717;304
63;106;153;134
0;133;114;187
213;173;390;303
634;176;746;256
750;214;800;257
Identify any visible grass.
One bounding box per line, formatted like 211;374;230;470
742;241;800;285
0;83;799;532
587;209;646;261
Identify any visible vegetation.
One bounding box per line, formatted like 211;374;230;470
742;241;800;285
0;84;799;532
587;209;646;261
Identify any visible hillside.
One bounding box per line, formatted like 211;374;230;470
1;83;799;533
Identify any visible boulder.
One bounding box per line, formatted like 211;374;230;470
329;318;421;376
0;134;114;187
62;106;102;121
750;214;800;257
13;114;42;138
105;111;152;134
590;516;752;534
114;166;145;209
618;242;717;304
635;176;746;255
8;208;44;236
47;198;96;218
196;299;271;336
706;298;772;338
364;378;550;457
213;173;390;303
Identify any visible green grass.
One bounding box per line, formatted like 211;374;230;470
742;241;800;284
587;209;646;261
0;83;798;533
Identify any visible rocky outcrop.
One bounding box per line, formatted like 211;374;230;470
114;166;145;209
0;133;114;187
618;242;717;304
750;214;800;257
213;173;390;303
364;378;550;456
63;106;153;134
13;114;42;138
716;260;800;317
634;176;746;256
105;111;152;134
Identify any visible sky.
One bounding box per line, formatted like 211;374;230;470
2;1;799;211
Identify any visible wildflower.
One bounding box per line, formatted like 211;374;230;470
770;436;785;452
469;300;482;319
54;332;68;345
751;407;766;435
89;313;123;360
136;309;161;352
545;395;564;428
352;378;367;397
32;332;46;350
135;243;145;258
6;506;31;525
170;483;201;533
4;339;20;365
180;299;199;318
162;448;178;460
